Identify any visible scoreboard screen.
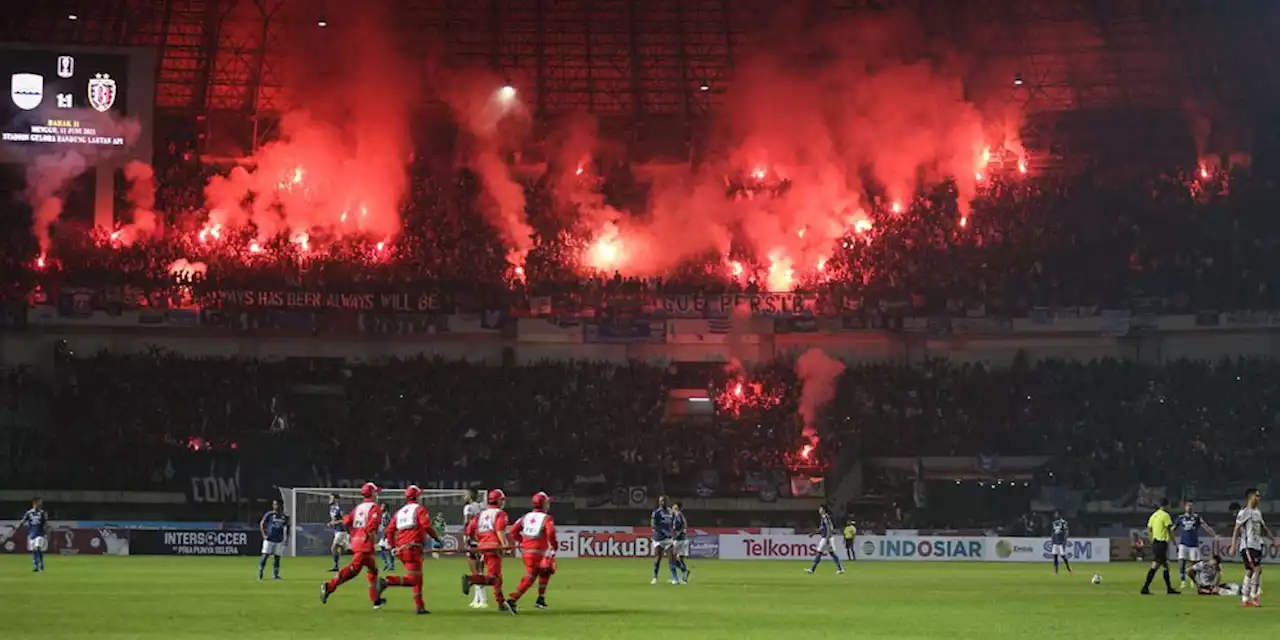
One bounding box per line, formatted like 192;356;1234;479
1;49;134;148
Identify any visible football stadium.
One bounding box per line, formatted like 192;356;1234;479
0;0;1276;637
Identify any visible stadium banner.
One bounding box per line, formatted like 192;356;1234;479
721;534;982;561
0;524;129;555
688;534;720;559
128;529;257;556
200;288;444;312
986;538;1110;563
655;292;825;318
583;317;666;344
575;532;656;558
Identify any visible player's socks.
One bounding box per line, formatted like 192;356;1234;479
1162;568;1178;593
829;552;844;572
272;556;280;579
32;551;39;572
1141;568;1157;593
652;557;662;580
1053;555;1059;573
1179;560;1187;582
809;553;823;572
258;555;268;579
669;561;680;583
1062;556;1071;574
331;552;340;570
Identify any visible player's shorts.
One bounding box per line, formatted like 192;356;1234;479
1051;544;1066;556
261;540;284;556
1151;540;1170;564
1242;548;1263;570
332;532;351;549
1177;544;1201;562
27;536;47;552
816;536;835;555
652;538;675;553
674;539;690;557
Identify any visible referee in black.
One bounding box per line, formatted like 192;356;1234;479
1140;497;1180;595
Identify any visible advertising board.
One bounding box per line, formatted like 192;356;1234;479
130;529;257;556
986;537;1111;563
0;524;129;555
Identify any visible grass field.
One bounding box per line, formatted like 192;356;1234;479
0;556;1271;638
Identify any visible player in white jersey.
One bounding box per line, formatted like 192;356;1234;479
462;489;488;608
1229;488;1271;607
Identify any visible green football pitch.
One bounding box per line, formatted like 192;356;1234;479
0;556;1270;638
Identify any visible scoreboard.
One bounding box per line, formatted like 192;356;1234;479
0;43;154;161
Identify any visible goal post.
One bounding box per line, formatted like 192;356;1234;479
281;486;473;557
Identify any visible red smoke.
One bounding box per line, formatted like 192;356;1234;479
795;348;847;451
563;13;1025;283
199;7;416;250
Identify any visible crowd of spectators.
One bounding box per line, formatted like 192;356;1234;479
1;353;1275;504
2;143;1276;315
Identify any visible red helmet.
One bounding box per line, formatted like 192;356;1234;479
404;485;422;502
531;491;550;510
360;482;379;498
487;489;506;505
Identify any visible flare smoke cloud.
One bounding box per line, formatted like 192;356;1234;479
795;348;847;446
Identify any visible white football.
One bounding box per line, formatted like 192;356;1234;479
1091;574;1102;584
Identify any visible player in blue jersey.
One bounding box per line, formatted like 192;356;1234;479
21;497;48;573
671;502;691;584
258;499;290;580
1050;511;1072;575
1174;499;1217;589
650;496;677;585
327;493;348;572
806;505;845;574
376;503;396;571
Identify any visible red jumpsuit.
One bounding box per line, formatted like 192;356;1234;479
465;506;509;605
325;498;381;602
383;502;440;612
507;509;558;602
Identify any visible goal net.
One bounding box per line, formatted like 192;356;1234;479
280;486;473;557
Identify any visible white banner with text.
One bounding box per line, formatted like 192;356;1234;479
719;534;1111;562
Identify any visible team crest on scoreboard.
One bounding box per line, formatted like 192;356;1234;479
10;73;44;111
87;73;116;112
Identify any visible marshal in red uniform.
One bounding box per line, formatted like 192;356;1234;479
376;485;442;614
506;491;558;610
462;489;515;614
321;483;385;609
